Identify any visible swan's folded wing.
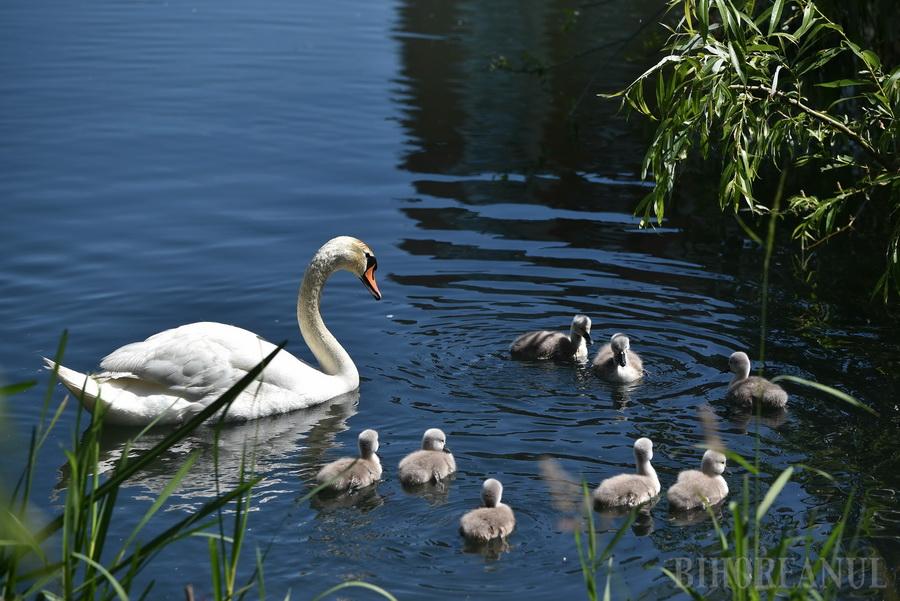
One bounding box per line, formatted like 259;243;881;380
98;325;246;401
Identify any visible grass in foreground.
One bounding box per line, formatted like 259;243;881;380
0;333;394;601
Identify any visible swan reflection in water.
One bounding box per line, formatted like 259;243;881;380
400;475;455;506
594;501;657;537
56;391;359;509
462;536;511;560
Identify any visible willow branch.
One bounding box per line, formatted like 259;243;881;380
733;84;895;171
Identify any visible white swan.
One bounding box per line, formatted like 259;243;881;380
45;236;382;425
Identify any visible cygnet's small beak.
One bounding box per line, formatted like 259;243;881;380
584;332;593;346
442;446;452;454
616;352;627;367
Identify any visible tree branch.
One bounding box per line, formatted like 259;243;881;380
733;84;895;171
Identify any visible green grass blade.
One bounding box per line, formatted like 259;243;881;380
35;342;286;544
601;557;613;601
72;552;130;601
108;479;260;577
117;452;200;562
770;375;878;415
311;581;397;601
756;467;793;522
661;567;705;600
0;381;37;397
209;537;222;601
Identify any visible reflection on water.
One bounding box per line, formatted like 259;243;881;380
400;475;454;506
57;392;357;507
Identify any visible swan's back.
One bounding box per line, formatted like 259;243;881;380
459;505;515;542
727;376;788;409
593;473;659;508
49;322;344;424
398;450;456;486
510;331;573;360
667;470;729;510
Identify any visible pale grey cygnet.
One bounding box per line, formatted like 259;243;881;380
592;333;643;383
509;314;593;362
593;438;660;508
726;351;788;409
459;478;516;542
667;449;729;511
315;429;382;493
398;428;457;486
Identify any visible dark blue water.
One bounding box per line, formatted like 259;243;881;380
2;0;899;599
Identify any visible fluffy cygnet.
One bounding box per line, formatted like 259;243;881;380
592;333;643;383
726;351;788;409
509;314;593;361
459;478;516;542
593;438;660;508
315;429;382;493
398;428;457;486
667;449;729;511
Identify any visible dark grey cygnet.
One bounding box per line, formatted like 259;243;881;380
593;438;660;508
315;429;382;493
726;351;788;409
459;478;516;542
592;333;643;383
509;314;593;361
667;449;729;511
398;428;457;486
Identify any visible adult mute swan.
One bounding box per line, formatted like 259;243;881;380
45;236;382;425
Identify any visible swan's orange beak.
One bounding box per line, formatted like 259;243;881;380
360;264;381;300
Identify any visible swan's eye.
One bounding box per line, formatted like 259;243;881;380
365;252;377;271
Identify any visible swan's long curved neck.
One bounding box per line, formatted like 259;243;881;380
297;251;359;387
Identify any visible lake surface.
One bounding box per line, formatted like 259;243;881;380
2;0;898;599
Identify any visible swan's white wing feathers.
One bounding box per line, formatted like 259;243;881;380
98;323;279;401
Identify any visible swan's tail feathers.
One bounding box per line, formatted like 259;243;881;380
43;358;100;413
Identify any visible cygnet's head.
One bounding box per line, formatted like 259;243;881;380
357;429;379;457
422;428;449;453
481;478;504;507
610;333;631;367
318;236;381;301
701;449;727;476
571;314;593;345
633;437;653;462
728;351;752;378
